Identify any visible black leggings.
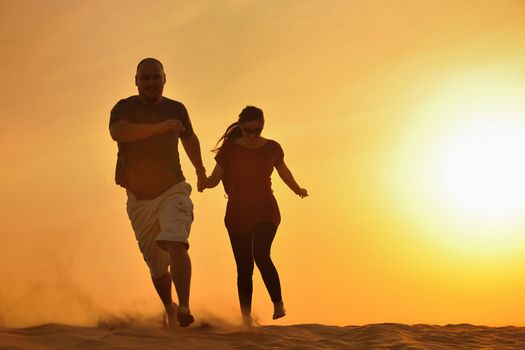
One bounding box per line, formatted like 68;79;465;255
228;221;282;316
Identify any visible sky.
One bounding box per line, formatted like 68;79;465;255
2;0;525;327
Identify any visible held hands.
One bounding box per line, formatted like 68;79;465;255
199;165;223;192
198;176;219;192
196;168;207;193
197;173;207;192
295;188;308;198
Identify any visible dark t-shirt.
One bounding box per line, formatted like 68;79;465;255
110;96;194;199
215;139;284;233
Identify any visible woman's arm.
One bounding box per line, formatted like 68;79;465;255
205;164;224;189
275;161;308;198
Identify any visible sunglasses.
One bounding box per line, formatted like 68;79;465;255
242;126;263;135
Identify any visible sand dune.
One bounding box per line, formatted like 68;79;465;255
1;321;525;350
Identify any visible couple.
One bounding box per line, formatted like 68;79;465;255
109;58;308;328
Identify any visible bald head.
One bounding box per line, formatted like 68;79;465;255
135;58;166;105
136;57;164;74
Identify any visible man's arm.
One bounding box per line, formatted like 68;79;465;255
181;134;207;192
109;119;185;142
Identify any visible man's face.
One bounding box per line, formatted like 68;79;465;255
135;61;166;104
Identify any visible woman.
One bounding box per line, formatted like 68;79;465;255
204;106;308;325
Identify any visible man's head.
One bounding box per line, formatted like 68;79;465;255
135;58;166;104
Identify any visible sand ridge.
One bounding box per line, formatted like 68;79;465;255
1;322;525;349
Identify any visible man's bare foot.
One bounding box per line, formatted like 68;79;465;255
165;303;178;328
272;301;286;320
176;306;194;328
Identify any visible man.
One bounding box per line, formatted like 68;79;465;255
109;58;206;327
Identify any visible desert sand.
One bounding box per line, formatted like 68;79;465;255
1;320;525;350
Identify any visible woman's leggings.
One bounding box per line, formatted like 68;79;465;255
227;221;282;316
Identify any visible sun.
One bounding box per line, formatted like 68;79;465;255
435;119;525;221
389;71;525;253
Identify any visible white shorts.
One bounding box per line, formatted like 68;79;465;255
126;181;194;278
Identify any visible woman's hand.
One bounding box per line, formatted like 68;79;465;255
204;164;224;190
295;188;308;198
202;177;213;190
276;162;308;199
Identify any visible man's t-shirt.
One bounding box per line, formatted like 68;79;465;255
110;96;194;199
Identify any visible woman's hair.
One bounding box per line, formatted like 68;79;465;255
212;106;264;153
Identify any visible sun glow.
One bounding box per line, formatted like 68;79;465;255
390;72;525;253
435;119;525;220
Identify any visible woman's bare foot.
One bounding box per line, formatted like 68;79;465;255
272;301;286;320
242;313;253;328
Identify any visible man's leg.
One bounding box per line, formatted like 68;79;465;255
151;272;173;306
166;242;193;327
156;183;195;326
126;191;187;327
151;272;177;325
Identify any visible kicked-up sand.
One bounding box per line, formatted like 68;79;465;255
1;320;525;350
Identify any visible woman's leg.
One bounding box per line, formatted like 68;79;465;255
228;230;255;321
252;222;283;306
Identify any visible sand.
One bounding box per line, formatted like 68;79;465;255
1;321;525;350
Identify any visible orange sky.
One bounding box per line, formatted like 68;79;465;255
2;0;525;328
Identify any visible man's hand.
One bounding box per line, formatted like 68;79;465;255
159;120;185;134
197;172;207;192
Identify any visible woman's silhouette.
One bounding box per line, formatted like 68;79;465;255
204;106;308;325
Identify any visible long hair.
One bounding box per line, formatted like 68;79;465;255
212;106;264;153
